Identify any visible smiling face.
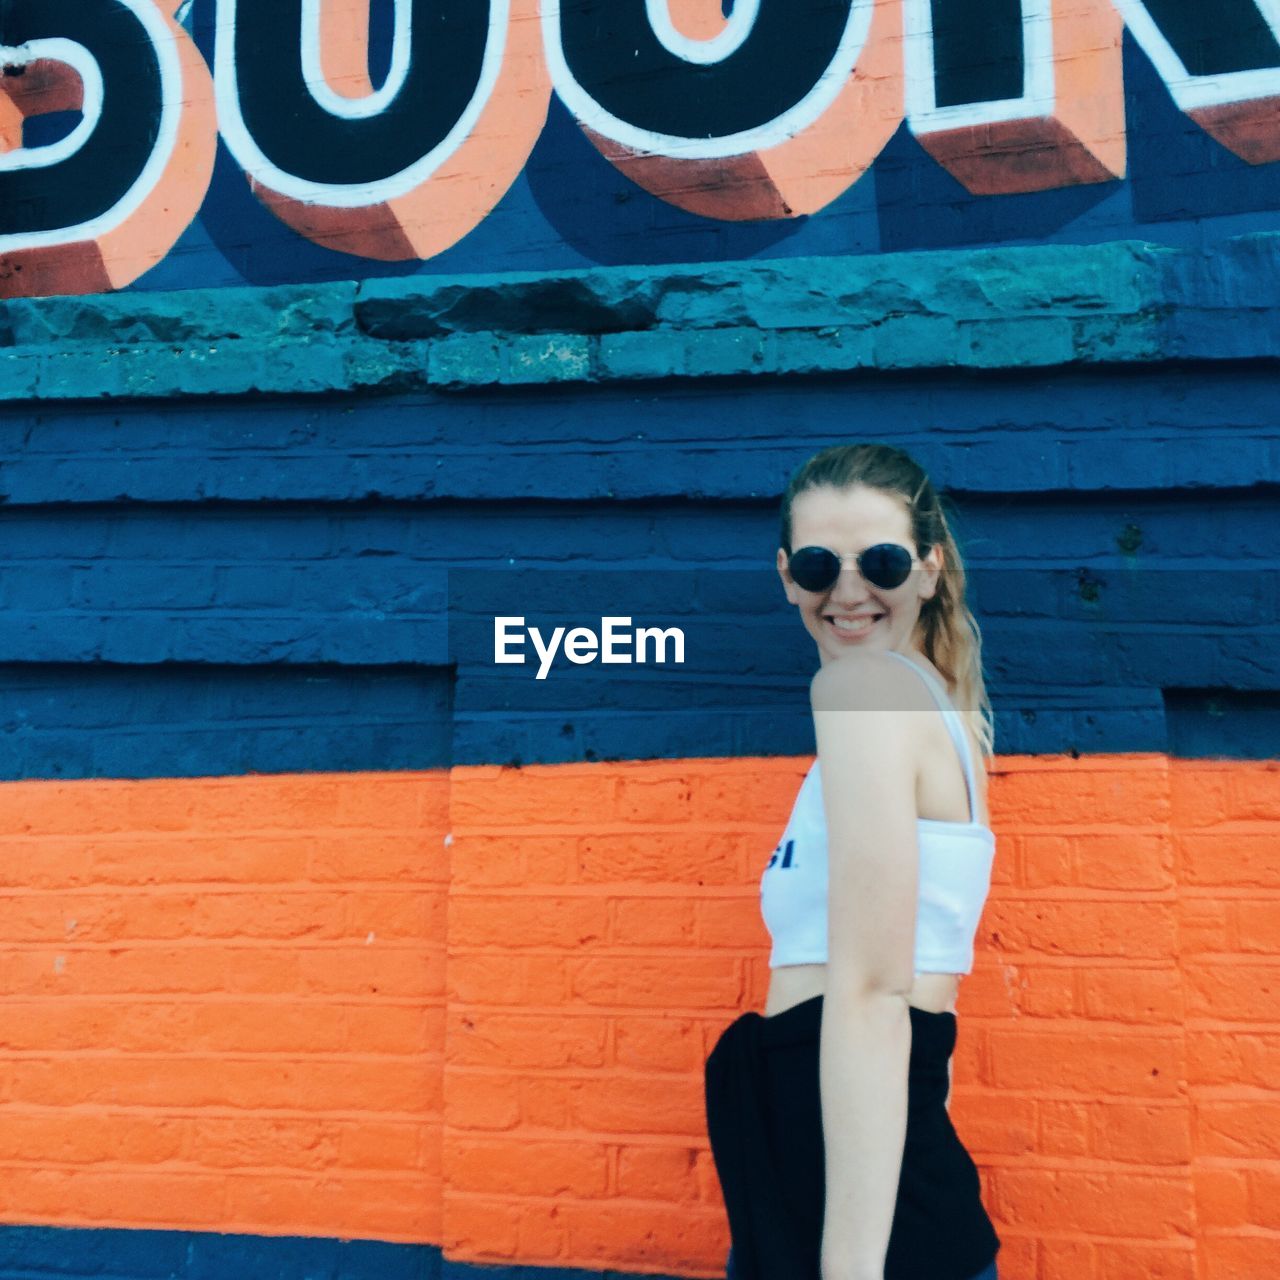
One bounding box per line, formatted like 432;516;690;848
776;483;943;666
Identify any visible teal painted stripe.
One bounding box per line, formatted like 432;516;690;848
3;235;1280;400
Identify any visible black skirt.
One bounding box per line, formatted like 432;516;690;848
704;995;1001;1280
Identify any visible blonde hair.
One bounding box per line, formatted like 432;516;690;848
779;442;995;759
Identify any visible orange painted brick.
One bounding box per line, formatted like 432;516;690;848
1096;1241;1196;1280
1177;897;1235;954
954;1095;1036;1156
1;946;300;997
449;895;608;950
952;966;1017;1017
444;1011;609;1069
0;838;98;889
443;1134;608;1197
1198;1234;1280;1280
449;764;618;829
188;1115;340;1170
616;1144;700;1202
1011;963;1077;1017
613;1016;705;1073
1090;1101;1193;1163
695;895;768;949
1077;966;1184;1023
340;889;439;940
338;1121;423;1171
1246;1167;1280;1229
1019;834;1074;888
1183;963;1280;1021
450;835;576;888
615;773;694;823
988;1233;1033;1280
9;1054;435;1113
6;1166;232;1227
996;760;1169;827
994;1167;1194;1236
571;1073;706;1137
1037;1237;1099;1280
307;833;440;884
1226;761;1280;820
1037;1099;1091;1157
1186;1028;1252;1086
443;1070;521;1131
1178;832;1280;888
91;834;314;886
685;758;810;824
342;1004;438;1056
0;1110;185;1165
332;776;437;829
224;1172;437;1240
1194;1166;1251;1229
554;1198;728;1274
1235;896;1280;951
0;998;194;1052
694;1146;723;1206
576;831;746;886
298;946;441;998
567;954;742;1009
447;953;532;1006
989;1028;1183;1096
991;899;1177;959
1195;1100;1280;1158
441;1190;521;1259
1073;832;1173;890
188;1002;347;1054
518;1076;577;1128
1168;763;1235;826
612;896;698;946
514;1201;568;1263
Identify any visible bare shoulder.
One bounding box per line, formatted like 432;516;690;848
809;651;931;713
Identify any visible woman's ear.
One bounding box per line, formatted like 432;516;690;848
777;547;800;605
920;544;944;602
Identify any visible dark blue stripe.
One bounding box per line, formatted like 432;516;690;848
0;1225;693;1280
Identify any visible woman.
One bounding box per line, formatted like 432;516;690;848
704;444;1002;1280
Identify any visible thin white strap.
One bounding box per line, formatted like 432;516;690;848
882;650;978;824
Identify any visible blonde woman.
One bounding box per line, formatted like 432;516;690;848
705;444;1001;1280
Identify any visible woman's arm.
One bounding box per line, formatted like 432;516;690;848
811;656;921;1280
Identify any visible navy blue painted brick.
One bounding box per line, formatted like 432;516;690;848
0;1225;696;1280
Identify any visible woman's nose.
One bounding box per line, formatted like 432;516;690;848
828;564;872;602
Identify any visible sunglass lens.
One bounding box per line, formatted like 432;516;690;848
789;546;841;592
859;544;913;589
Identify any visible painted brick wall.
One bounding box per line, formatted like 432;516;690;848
0;243;1277;1280
0;772;450;1243
4;756;1276;1277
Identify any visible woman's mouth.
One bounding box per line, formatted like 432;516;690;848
825;614;884;638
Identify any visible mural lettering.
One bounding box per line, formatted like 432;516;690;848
1114;0;1280;163
214;0;548;259
0;0;215;296
1;0;1278;297
905;0;1126;193
543;0;903;218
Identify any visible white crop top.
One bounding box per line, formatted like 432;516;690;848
760;649;996;974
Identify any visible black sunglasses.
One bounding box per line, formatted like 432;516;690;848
787;543;916;593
